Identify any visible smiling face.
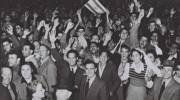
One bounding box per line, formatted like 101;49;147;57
120;47;129;60
33;83;45;99
131;50;142;64
21;64;32;80
162;67;173;79
1;67;12;87
86;63;97;79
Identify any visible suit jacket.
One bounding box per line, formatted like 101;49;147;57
0;83;12;100
71;67;85;100
146;77;180;100
97;60;121;99
38;56;57;92
79;76;109;100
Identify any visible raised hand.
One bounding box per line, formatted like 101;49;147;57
44;24;51;33
24;11;29;21
53;18;59;28
76;9;82;16
139;9;145;19
96;18;102;27
104;31;112;42
49;30;57;43
33;12;39;19
23;29;31;36
66;21;74;30
6;25;14;35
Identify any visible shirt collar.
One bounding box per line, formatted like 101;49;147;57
25;55;34;61
40;56;49;65
21;75;36;84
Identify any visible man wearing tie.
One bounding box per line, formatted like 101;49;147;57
147;60;180;100
79;60;109;100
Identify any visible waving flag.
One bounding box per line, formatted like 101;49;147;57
84;0;107;15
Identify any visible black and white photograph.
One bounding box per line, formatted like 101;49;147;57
0;0;180;100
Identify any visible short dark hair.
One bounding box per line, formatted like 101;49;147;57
8;50;21;58
146;49;157;58
66;50;79;58
84;59;97;68
2;38;12;44
19;62;38;76
23;42;35;51
121;44;130;52
99;49;110;58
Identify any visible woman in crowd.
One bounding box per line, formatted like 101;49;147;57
15;62;48;100
126;49;148;100
27;81;45;100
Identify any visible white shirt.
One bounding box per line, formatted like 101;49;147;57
70;66;78;74
163;78;172;88
118;63;130;81
88;75;96;88
98;63;106;78
168;53;177;60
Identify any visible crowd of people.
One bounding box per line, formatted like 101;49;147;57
0;0;180;100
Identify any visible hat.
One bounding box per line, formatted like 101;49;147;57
163;60;175;67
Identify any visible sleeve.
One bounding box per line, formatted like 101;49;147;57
120;63;130;81
47;62;57;92
172;89;180;100
99;83;109;100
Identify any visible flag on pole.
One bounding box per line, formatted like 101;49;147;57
84;0;107;15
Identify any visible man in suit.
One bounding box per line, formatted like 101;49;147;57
97;49;121;100
79;60;109;100
0;67;18;100
66;50;85;100
39;44;57;100
146;60;180;100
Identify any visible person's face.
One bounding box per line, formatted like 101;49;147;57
162;67;173;79
33;41;40;52
99;52;108;64
3;41;12;52
107;40;116;51
147;53;155;62
77;29;85;37
176;65;180;77
139;36;148;49
1;68;12;86
28;34;33;43
129;2;135;11
169;44;178;55
131;51;142;63
130;14;137;21
39;46;49;60
151;32;158;41
149;22;156;32
22;45;32;57
86;63;97;79
8;54;19;67
15;25;23;36
90;43;98;54
120;48;129;60
34;83;45;99
175;36;180;45
91;35;100;43
67;52;77;66
120;29;128;40
4;15;11;22
115;19;121;26
21;64;32;79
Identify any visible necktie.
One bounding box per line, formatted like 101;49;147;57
85;79;90;97
159;82;165;100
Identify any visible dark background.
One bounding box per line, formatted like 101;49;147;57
0;0;180;9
